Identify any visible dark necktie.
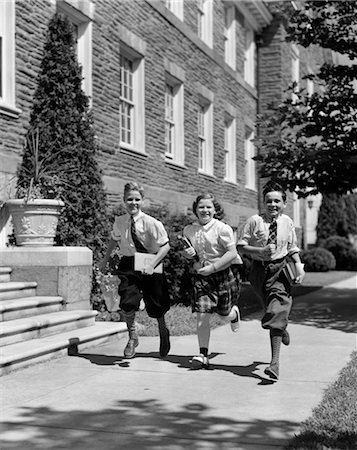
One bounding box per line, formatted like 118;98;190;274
130;216;148;253
267;219;277;245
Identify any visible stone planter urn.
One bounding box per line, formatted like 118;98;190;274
6;199;64;246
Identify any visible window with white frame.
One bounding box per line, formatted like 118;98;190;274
198;99;213;175
120;49;145;153
224;5;236;70
244;129;257;190
165;0;184;20
56;1;93;101
197;0;213;47
244;27;256;87
0;0;17;116
165;75;184;165
224;115;236;183
291;44;300;103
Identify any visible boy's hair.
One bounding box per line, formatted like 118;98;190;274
263;181;286;202
123;181;145;199
192;192;224;220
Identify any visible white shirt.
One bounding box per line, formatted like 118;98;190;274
237;213;299;260
184;218;242;269
111;211;169;256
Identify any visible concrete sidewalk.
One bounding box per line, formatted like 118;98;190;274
1;274;356;450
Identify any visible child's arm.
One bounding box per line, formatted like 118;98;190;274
197;247;237;276
99;238;118;273
237;243;275;261
142;242;170;275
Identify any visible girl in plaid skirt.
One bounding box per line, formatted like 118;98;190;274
182;193;242;369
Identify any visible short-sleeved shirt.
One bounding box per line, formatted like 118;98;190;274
237;213;299;261
111;211;169;256
184;218;242;270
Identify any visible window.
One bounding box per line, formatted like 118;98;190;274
224;115;236;183
245;129;257;190
197;0;213;47
0;0;17;117
224;6;236;69
198;99;213;175
165;0;184;20
165;76;184;165
119;49;145;153
56;1;93;101
244;27;256;87
291;44;300;103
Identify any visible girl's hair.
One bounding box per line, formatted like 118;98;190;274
123;181;145;199
192;192;224;220
263;181;286;202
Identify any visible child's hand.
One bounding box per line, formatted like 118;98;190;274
294;263;305;284
197;264;214;277
183;247;197;259
261;244;276;260
142;264;154;275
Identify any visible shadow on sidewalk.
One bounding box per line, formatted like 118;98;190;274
290;286;357;333
72;351;275;386
0;400;298;449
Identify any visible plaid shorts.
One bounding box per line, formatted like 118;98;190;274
191;267;241;316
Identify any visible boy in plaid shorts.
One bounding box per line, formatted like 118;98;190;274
182;193;242;369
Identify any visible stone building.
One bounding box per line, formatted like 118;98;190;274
0;0;329;245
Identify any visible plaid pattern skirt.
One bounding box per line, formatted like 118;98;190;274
191;267;241;316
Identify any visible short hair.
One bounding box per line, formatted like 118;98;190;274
192;192;225;220
263;181;286;202
123;181;145;199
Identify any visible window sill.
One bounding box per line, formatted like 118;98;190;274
165;159;186;171
198;170;216;180
224;179;238;186
120;146;148;160
0;103;22;119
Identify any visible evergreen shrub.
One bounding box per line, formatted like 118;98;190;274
16;13;111;263
320;235;357;270
301;248;336;272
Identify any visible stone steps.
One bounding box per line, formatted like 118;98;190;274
0;321;126;375
0;263;126;375
0;281;37;300
0;296;64;321
0;310;98;346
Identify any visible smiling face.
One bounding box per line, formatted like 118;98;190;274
195;198;215;225
264;190;286;220
124;189;143;216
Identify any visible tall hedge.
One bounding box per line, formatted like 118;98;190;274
16;13;110;262
316;193;357;243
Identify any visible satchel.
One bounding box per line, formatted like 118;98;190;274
282;257;298;285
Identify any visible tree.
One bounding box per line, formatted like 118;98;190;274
16;13;110;262
255;1;357;197
316;193;357;242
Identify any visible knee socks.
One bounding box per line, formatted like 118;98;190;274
122;310;137;340
157;316;167;334
270;329;283;365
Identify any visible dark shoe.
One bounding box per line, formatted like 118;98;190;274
264;363;279;380
124;337;139;359
282;330;290;346
159;328;170;357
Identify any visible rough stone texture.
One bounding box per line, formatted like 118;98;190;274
0;0;329;242
0;247;93;310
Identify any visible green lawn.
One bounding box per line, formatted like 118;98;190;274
285;351;357;450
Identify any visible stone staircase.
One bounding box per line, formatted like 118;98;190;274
0;266;126;375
